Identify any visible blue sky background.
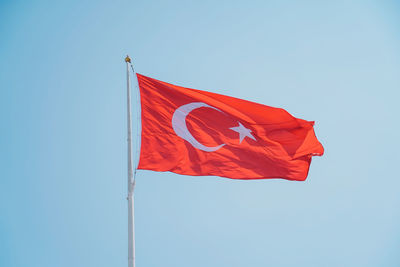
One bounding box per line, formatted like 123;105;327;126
1;0;400;266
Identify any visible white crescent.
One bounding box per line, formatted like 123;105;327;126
172;102;225;152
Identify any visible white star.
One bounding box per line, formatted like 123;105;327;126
229;122;256;144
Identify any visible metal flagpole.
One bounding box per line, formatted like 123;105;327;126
125;55;135;267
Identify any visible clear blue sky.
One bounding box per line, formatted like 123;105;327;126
1;0;400;266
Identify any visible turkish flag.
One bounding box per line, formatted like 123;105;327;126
136;74;324;181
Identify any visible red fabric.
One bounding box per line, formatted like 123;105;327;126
137;73;324;181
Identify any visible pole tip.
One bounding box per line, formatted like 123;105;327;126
125;55;131;63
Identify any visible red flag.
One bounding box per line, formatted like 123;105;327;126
136;74;324;181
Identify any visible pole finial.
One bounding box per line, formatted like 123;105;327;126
125;55;131;63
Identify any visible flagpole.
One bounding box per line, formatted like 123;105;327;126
125;55;135;267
